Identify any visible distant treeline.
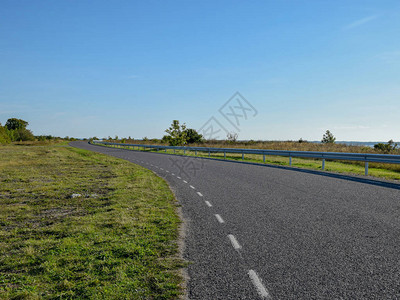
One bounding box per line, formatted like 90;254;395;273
95;120;399;155
0;118;76;145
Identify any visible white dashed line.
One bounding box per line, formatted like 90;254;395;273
190;185;195;189
160;168;164;170
183;180;188;183
205;201;212;207
177;176;181;179
171;173;175;176
228;234;241;250
197;192;203;197
248;270;272;299
166;170;169;173
215;214;224;223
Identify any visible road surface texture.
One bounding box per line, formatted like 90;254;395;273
71;141;400;299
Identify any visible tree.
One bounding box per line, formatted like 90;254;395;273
226;132;238;143
321;130;336;144
185;128;203;144
3;118;34;142
164;120;187;146
5;118;28;130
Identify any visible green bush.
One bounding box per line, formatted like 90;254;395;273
0;126;11;144
185;128;203;144
374;140;398;153
9;128;35;141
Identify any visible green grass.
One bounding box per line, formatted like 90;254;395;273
103;144;400;181
0;144;184;299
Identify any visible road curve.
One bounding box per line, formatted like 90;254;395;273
71;141;400;299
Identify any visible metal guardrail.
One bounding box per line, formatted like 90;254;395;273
91;140;400;176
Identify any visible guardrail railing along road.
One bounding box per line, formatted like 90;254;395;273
91;140;400;176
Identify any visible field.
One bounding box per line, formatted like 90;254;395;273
109;139;399;154
0;143;184;299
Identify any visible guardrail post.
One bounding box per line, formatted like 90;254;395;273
184;149;186;154
208;150;210;157
242;153;244;160
289;156;292;166
174;149;176;154
365;162;369;175
263;154;266;163
165;148;167;152
195;150;197;156
322;159;325;170
224;151;226;159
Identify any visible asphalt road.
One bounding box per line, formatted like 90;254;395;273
71;141;400;299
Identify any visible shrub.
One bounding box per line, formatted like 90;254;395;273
0;126;11;144
226;132;238;143
185;128;203;144
374;140;398;153
298;138;306;143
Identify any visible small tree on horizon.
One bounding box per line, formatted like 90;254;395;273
164;120;187;146
226;132;238;143
321;130;336;144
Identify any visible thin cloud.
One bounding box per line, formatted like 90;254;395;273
343;15;379;30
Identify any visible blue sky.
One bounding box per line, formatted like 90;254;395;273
1;0;399;141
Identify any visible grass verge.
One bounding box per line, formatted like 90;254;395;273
0;144;184;299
